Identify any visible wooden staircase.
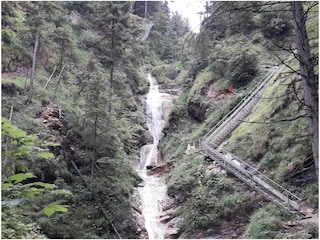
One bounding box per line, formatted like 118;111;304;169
201;65;306;216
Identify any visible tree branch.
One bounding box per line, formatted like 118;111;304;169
241;114;308;124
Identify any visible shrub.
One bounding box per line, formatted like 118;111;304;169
182;186;221;230
245;207;283;239
2;205;47;239
167;154;205;201
181;177;247;231
227;51;258;87
301;182;319;209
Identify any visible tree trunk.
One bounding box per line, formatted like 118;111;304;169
91;99;99;198
27;28;40;104
44;66;56;89
59;40;65;72
109;13;115;112
145;1;147;19
292;2;319;178
54;63;67;96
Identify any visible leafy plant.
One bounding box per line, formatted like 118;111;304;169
1;205;47;239
245;207;283;239
2;117;70;215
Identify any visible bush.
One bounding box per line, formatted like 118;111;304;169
227;51;258;87
181;175;247;231
151;64;179;85
2;205;47;239
301;182;319;209
182;186;221;230
167;154;205;201
245;207;283;239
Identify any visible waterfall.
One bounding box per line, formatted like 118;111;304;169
146;73;164;146
138;73;167;239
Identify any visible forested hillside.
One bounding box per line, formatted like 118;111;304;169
1;1;318;239
159;1;318;239
1;1;188;238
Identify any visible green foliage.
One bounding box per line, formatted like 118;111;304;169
298;223;319;239
167;154;205;200
1;117;72;238
37;157;140;239
1;1;187;238
301;182;319;209
151;64;180;85
245;207;283;239
147;1;189;62
259;3;293;41
7;173;36;184
167;153;249;231
1;205;47;239
227;51;258;87
43;203;68;217
2;117;55;175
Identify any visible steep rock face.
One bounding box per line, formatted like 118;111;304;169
187;79;235;122
161;91;178;122
187;100;207;122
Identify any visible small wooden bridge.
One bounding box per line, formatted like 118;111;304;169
201;65;306;217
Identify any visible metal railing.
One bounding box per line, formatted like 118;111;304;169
202;143;303;214
204;66;279;146
199;65;306;215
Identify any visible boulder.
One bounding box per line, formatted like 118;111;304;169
144;131;153;144
187;100;207;123
159;214;172;224
164;228;179;239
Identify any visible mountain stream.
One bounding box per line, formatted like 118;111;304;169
137;73;168;239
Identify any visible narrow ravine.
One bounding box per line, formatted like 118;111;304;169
137;73;168;239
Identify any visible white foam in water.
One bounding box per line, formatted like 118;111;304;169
138;73;167;239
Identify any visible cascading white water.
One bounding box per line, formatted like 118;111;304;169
146;74;164;146
138;73;167;239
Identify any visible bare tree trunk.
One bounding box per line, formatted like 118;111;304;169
54;63;67;96
91;110;98;198
4;104;14;167
44;66;56;89
144;1;147;19
27;28;40;104
24;68;29;90
292;2;319;178
109;12;115;112
9;104;13;122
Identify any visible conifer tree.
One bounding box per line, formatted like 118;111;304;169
24;1;62;103
291;1;319;178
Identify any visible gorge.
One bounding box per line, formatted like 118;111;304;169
1;1;318;239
